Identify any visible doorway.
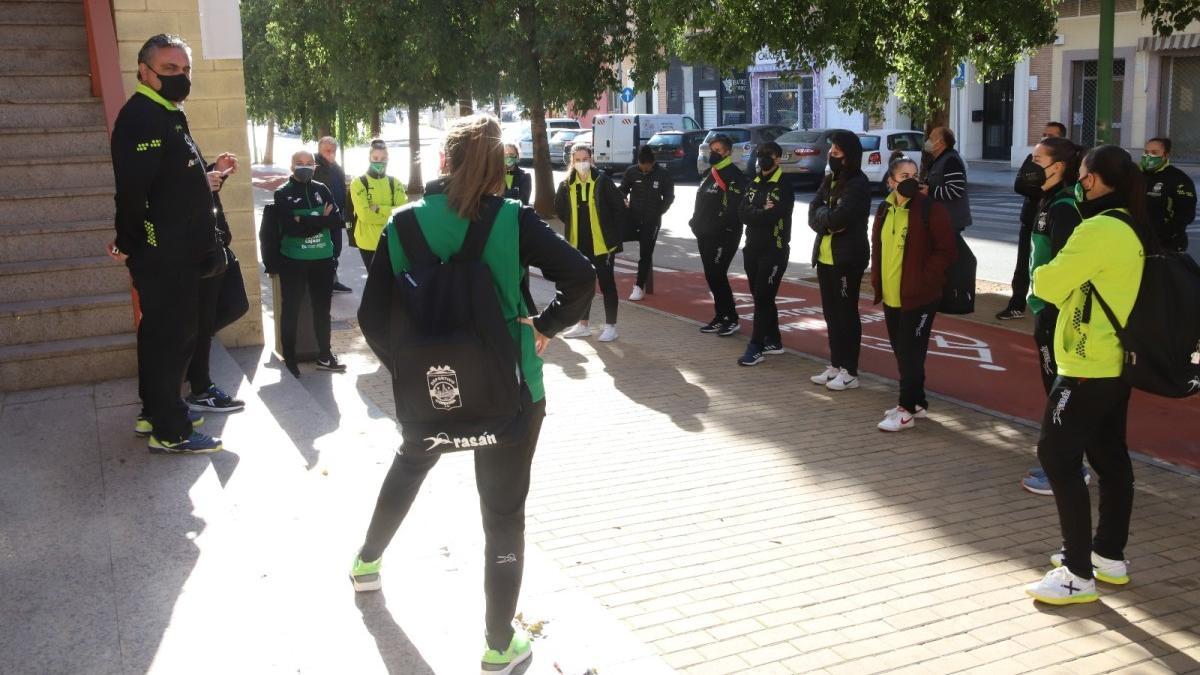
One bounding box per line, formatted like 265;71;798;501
982;71;1014;160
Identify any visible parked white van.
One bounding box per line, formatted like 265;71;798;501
592;114;701;172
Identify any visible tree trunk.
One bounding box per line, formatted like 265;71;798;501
407;101;424;196
370;110;382;138
494;92;502;119
264;118;275;165
517;2;555;217
318;121;332;139
458;92;473;118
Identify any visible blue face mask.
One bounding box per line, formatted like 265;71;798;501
294;166;314;182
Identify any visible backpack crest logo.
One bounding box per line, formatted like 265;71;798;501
427;366;462;410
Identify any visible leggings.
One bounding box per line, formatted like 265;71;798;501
743;246;787;347
1037;377;1134;579
185;271;224;395
360;398;547;651
633;217;661;288
883;301;938;413
817;263;865;375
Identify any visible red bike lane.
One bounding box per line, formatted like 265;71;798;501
592;259;1199;471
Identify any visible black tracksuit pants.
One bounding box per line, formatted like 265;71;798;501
697;229;741;323
185;271;223;396
817;263;865;376
884;301;938;413
1032;307;1059;395
632;216;661;288
359;248;374;271
743;245;787;347
577;233;617;325
1007;221;1033;311
132;259;200;442
279;257;335;363
1037;376;1134;579
359;398;547;652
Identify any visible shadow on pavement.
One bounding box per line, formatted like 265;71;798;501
589;340;708;433
355;592;436;675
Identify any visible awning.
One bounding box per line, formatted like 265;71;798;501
1137;32;1200;52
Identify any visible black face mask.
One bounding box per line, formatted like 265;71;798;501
150;67;191;102
708;151;724;166
757;156;776;173
1019;157;1047;189
828;155;844;175
896;177;919;199
293;166;314;182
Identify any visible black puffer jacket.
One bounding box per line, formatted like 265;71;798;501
808;130;871;269
553;168;625;254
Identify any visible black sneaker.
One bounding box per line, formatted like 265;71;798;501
995;308;1025;320
717;320;740;337
316;354;347;372
285;360;301;378
186;385;245;413
699;318;723;334
148;431;223;455
332;281;353;294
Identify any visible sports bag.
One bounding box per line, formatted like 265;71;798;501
919;197;976;314
384;199;528;453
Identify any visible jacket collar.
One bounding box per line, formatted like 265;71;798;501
1077;191;1127;220
135;83;178;111
712;156;733;171
754;167;783;184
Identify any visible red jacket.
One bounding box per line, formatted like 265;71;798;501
870;193;958;311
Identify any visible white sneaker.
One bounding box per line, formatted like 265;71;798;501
1050;551;1130;585
629;286;645;301
810;366;839;385
1024;565;1098;605
598;324;619;342
561;323;591;339
877;408;915;432
883;404;928;419
825;369;859;391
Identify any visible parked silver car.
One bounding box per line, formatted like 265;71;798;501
548;129;584;166
695;124;790;176
774;128;853;186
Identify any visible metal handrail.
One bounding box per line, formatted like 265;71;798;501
83;0;124;137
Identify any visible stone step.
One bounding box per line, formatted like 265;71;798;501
0;2;84;26
0;125;109;157
0;332;137;392
0;219;114;264
0;99;105;129
0;74;93;100
0;293;132;347
0;154;113;192
0;186;113;227
0;23;87;49
0;47;90;76
0;254;128;303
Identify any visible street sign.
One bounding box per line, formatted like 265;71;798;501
620;87;636;103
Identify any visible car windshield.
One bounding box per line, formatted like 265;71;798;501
704;128;751;144
647;133;682;147
776;130;822;144
550;130;579;142
857;135;882;151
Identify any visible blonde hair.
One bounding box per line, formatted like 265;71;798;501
444;114;505;220
567;144;593;181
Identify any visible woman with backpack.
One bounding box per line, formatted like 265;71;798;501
351;114;594;674
808;131;871;389
349;138;407;269
1017;137;1092;496
1025;145;1151;606
871;156;957;432
555;144;626;342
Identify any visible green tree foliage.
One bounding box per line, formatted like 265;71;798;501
657;0;1057;130
1142;0;1200;36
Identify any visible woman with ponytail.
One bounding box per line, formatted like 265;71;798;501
352;114;595;674
1025;145;1152;606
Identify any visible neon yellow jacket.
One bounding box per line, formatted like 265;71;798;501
1031;207;1144;378
349;174;407;252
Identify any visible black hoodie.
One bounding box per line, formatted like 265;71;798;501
808;130;871;269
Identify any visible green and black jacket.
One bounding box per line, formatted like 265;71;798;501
272;178;343;261
1027;184;1082;314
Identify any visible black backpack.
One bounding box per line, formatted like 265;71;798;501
384;199;527;453
1088;211;1200;398
915;197;976;315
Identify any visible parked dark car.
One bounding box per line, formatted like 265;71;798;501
645;130;708;179
696;124;790;176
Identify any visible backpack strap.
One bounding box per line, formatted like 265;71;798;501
360;175;373;208
1083;208;1133;329
391;208;440;273
451;198;504;263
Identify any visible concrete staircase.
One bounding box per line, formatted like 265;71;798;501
0;0;137;391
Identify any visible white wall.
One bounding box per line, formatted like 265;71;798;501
820;63;868;130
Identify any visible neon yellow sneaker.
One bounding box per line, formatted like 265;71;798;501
1051;551;1130;585
481;627;532;674
134;412;204;437
350;555;382;592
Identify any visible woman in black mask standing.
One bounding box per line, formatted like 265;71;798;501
808;131;871;390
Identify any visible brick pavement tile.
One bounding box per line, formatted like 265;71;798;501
741;640;802;667
780;647;845;673
661;647;705;669
684;653;750;675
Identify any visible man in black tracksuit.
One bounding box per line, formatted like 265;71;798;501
620;145;675;299
1142;137;1197;252
998;122;1067;320
111;34;226;454
690;134;746;335
314;137;352;293
273;151;347;377
736;142;793;366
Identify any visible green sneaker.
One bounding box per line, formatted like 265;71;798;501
481;628;532;674
350;555;382;592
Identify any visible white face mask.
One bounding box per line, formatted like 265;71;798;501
574;161;591;176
